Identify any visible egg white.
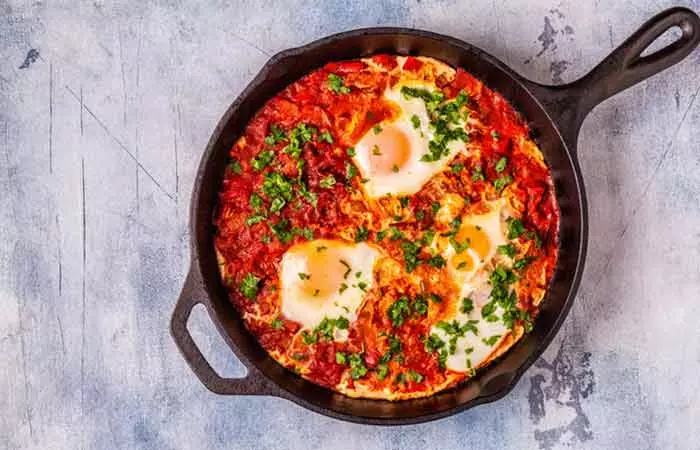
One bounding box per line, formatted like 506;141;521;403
280;239;380;339
428;200;516;372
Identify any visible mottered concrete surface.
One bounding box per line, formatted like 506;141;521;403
1;1;699;449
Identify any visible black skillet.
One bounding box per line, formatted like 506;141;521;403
171;7;700;425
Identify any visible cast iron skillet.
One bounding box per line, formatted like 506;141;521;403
171;7;700;425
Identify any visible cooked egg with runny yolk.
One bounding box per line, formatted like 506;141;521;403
433;200;510;294
352;82;467;198
428;200;517;373
279;239;381;338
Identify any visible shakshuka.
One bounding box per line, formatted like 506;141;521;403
214;55;559;400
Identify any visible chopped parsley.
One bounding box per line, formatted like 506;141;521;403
513;256;535;270
460;297;474;314
318;131;334;144
270;219;294;243
528;231;543;248
271;318;283;329
389;226;405;241
400;87;470;162
506;218;526;239
495;156;508;173
483;335;502;346
491;130;500;140
264;123;287;145
319;175;336;189
449;236;470;254
309;316;350;342
497;243;516;258
376;230;387;241
399;197;410;208
249;192;264;211
327;73;351;94
428;293;442;303
262;172;294;204
298;272;311;281
431;201;441;216
471;166;485;181
412;295;428;315
348;353;368;379
388;296;411;327
451;163;464;173
346;147;356;157
373;124;382;134
346;162;357;180
376;364;389;380
372;145;382;156
335;351;347;365
284;123;316;159
400;240;421;272
339;259;352;279
426;254;446;268
493;174;513;192
355;226;369;242
245;214;266;226
239;273;261;300
229;159;242;175
410;114;421;129
251;149;275;171
425;334;445;353
408;370;423;383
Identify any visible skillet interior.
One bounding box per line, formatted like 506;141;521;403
189;29;585;424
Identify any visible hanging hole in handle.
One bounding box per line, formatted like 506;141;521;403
187;303;246;378
639;25;684;58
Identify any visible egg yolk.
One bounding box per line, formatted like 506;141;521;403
451;225;491;272
297;246;348;300
364;125;411;174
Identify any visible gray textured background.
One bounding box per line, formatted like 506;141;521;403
1;0;699;449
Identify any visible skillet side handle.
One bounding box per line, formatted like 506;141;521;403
170;265;280;396
528;7;700;145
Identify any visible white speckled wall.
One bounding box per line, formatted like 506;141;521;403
1;1;699;449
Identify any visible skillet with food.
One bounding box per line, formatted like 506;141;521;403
171;7;700;424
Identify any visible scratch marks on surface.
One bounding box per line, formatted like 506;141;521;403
64;85;175;201
536;17;558;57
16;268;33;437
174;104;182;199
119;28;127;126
583;80;700;301
80;86;84;136
80;157;87;450
674;89;680;110
56;214;62;296
135;17;143;215
19;48;40;69
608;23;614;49
550;60;571;84
528;335;595;449
233;34;272;57
491;0;510;63
49;62;54;174
524;9;575;65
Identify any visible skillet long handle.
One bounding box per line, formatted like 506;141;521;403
575;7;700;115
528;7;700;145
170;264;279;395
